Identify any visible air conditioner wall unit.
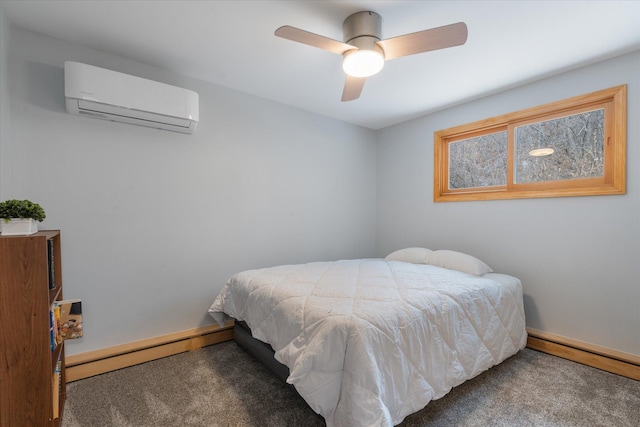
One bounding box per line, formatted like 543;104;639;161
64;61;199;134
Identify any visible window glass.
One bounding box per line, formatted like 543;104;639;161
514;109;604;183
448;131;507;189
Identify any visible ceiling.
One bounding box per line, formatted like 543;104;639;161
2;1;639;130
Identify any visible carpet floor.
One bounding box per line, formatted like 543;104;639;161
62;342;640;427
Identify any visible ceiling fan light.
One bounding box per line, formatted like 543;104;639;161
342;49;384;78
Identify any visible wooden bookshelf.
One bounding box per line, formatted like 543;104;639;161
0;230;66;426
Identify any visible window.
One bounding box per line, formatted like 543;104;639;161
434;85;626;202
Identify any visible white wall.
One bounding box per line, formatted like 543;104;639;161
0;7;10;198
4;27;377;355
376;51;640;356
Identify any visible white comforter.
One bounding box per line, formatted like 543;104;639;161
208;259;527;426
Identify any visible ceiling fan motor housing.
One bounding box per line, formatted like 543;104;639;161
342;11;382;46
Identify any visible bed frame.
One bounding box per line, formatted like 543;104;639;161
234;320;290;383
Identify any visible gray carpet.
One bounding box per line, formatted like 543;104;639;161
62;342;640;427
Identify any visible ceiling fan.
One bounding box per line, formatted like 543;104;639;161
275;11;468;102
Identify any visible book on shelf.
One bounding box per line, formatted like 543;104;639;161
47;238;55;289
49;304;63;349
54;304;62;345
49;308;56;350
52;355;62;419
58;299;83;340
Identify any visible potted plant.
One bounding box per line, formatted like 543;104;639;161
0;199;46;235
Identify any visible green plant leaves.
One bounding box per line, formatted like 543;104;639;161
0;199;46;222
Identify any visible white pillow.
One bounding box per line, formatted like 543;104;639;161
425;250;493;276
385;247;433;264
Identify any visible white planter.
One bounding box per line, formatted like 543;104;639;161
1;218;39;235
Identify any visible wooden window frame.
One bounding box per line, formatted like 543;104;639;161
434;85;626;202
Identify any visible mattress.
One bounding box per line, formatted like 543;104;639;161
208;259;527;427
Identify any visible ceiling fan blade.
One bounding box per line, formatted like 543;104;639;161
275;25;355;55
341;75;366;102
377;22;468;61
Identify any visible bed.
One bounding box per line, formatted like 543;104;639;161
208;248;527;427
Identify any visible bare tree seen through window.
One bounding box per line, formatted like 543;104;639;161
449;131;507;189
515;109;604;183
